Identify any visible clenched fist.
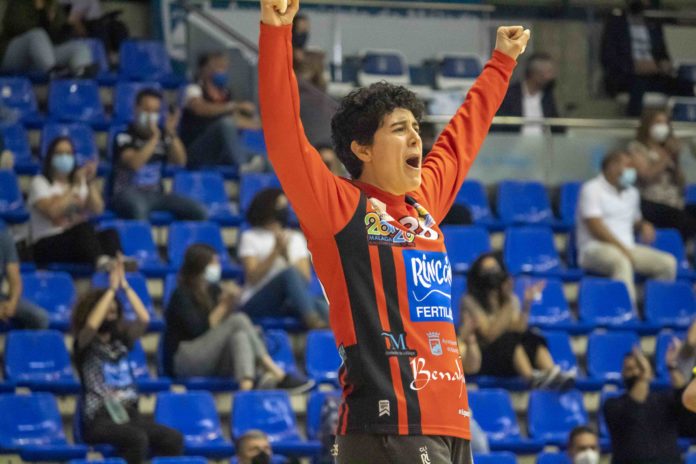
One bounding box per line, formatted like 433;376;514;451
495;26;531;61
261;0;299;26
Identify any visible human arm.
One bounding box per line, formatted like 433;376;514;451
208;284;241;328
119;267;150;341
458;311;481;374
462;294;512;344
164;110;186;166
30;176;84;224
75;162;104;215
666;337;688;389
683;376;696;413
0;263;21;321
628;347;653;403
118;126;161;171
635;219;655;245
512;281;546;332
76;266;121;350
629;143;674;183
166;288;211;338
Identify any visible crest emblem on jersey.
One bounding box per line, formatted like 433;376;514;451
427;332;443;356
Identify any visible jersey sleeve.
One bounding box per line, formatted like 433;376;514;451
258;24;360;238
416;50;516;222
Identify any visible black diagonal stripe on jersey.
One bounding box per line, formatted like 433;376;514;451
335;194;398;432
377;245;423;435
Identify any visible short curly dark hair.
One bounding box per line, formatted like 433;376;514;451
331;82;425;179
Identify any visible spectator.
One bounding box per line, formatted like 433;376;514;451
0;0;94;76
291;13;311;66
603;347;683;464
239;188;328;329
666;318;696;389
180;51;262;171
600;0;694;116
163;243;314;393
567;425;600;464
460;252;574;389
683;375;696;413
576;149;676;302
60;0;129;63
628;109;696;242
73;260;184;464
235;429;278;464
0;226;49;329
28;136;122;268
495;52;563;134
111;89;206;221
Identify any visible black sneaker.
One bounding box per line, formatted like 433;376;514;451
277;373;316;395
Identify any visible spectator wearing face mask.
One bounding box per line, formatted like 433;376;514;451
110;88;206;221
576;149;676;302
234;430;285;464
628;109;696;242
567;425;600;464
239;188;328;329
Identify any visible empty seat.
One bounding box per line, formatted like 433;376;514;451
48;79;108;128
4;330;80;394
644;280;696;328
231;390;322;457
91;271;164;331
537;452;571;464
357;50;409;87
128;340;171;392
0;170;29;224
101;220;167;276
173;171;240;226
474;453;517;464
586;330;639;384
652;228;696;279
306;389;341;441
305;329;341;386
265;330;298;375
467;388;544;453
21;270;76;331
113;81;164;124
542;331;577;373
167;221;240;278
514;277;580;331
558;181;582;227
0;77;43;126
41;122;98;166
442;225;490;273
0;123;38;174
455;179;502;229
527;389;588;446
239;173;282;214
435;53;482;90
577;278;647;331
497;180;556;227
670;97;696;122
0;393;88;461
119;40;183;87
154;391;234;458
504;226;582;281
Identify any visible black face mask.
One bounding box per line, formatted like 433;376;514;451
543;79;556;92
250;451;271;464
292;31;308;49
628;0;646;15
623;374;640;390
98;318;119;335
479;270;507;290
274;208;289;227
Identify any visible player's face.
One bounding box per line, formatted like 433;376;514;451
367;108;423;195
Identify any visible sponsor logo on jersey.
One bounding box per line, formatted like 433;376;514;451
403;250;453;322
381;331;417;357
378;399;391;417
409;357;466;398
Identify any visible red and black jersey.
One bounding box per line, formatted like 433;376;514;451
258;23;515;439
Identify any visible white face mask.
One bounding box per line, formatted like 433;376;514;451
204;263;222;283
649;122;670;143
574;449;600;464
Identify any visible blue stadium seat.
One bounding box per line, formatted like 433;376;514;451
239;173;281;214
644;280;696;329
577;278;651;332
106;123;128;162
21;270;76;331
48;79;108;129
435;53;481;90
558;181;582;228
155;391;234;458
678;63;696;82
231;390;322;457
112;81;164;124
0;393;88;461
497;180;559;228
163;273;178;309
100;220;168;277
358;50;409;87
41;122;98;166
118;40;184;88
173;171;241;226
451;274;467;326
306;389;341;441
0;77;43;127
265;330;298;375
504;227;582;281
4;330;80;394
527;389;588;447
151;458;207;464
455;179;503;230
653;329;685;388
473;453;517;464
0;170;29;224
240;128;268;156
91;271;164;331
543;331;601;391
652;228;696;279
686;184;696;206
537;452;571;464
305;329;341;386
442;225;490;273
128;340;171;392
686;452;696;464
69;459;126;464
671;98;696;122
77;39;117;85
586;331;639;385
467;388;544;453
0;122;39;174
167;221;241;278
514;277;584;332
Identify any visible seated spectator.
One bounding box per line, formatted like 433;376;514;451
601;0;694;116
668;318;696;391
0;0;93;76
235;430;279;464
164;243;314;393
111;89;206;221
567;425;600;464
628;109;696;242
239;188;328;329
494;52;563;134
180;51;262;171
576;149;676;302
461;252;574;389
61;0;129;64
0;226;49;329
683;375;696;413
603;347;684;464
28;136;122;268
73;259;184;464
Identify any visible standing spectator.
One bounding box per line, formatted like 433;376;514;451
28;136;122;268
163;243;314;393
110;89;206;221
0;226;49;329
600;0;694;116
60;0;129;64
495;52;563;134
0;0;93;76
461;252;574;389
576;149;676;302
180;51;261;171
567;426;600;464
603;347;683;464
73;260;184;464
628;109;696;242
239;189;328;329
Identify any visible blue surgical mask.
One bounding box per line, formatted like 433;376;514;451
204;263;222;284
138;111;160;127
52;153;75;174
619;167;637;188
210;72;229;89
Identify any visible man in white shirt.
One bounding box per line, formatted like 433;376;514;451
576;149;676;302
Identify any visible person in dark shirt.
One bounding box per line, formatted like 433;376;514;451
163;243;314;393
110;88;206;221
73;258;183;464
603;347;682;464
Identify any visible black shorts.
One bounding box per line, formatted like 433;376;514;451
333;434;472;464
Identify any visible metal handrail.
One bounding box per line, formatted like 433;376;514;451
233;0;495;13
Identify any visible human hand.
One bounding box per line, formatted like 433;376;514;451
274;230;289;258
459;311;478;345
260;0;299;27
523;280;546;306
76;161;98;183
633;346;654;381
165;109;180;136
108;262;120;290
149;117;161;140
640;221;656;245
494;26;531;61
666;337;683;369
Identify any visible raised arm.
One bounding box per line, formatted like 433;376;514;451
258;0;358;236
416;27;528;221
